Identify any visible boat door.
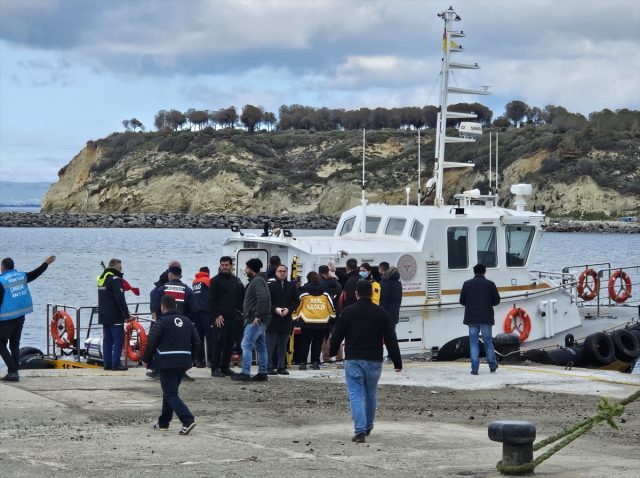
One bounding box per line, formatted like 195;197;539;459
236;249;268;285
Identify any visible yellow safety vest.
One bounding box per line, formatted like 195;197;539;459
372;280;381;305
293;292;336;324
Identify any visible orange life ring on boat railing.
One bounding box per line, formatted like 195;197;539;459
504;307;532;343
608;270;632;304
50;310;75;349
125;320;147;362
577;268;599;301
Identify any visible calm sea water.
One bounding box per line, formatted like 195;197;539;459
0;227;638;365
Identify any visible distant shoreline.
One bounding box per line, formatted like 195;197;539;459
1;212;638;233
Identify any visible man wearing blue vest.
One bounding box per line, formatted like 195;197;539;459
0;255;56;382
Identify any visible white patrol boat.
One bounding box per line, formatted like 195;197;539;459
222;6;584;354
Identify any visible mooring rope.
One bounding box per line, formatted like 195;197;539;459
496;388;640;475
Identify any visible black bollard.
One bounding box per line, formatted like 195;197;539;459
489;420;536;473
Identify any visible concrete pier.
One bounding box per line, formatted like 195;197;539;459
1;362;639;477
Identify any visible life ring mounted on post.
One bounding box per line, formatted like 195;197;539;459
608;270;632;304
577;268;599;301
50;310;75;349
125;320;147;363
504;307;532;343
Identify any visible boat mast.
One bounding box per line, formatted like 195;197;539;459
360;128;367;238
417;129;421;206
432;6;489;206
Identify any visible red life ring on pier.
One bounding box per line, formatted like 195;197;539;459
577;268;599;301
50;310;75;349
125;320;147;362
504;307;532;343
608;270;632;304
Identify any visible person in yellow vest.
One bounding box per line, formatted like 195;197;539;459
293;271;335;370
359;263;381;305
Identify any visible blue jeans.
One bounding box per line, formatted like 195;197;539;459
241;322;268;375
102;324;124;369
468;324;497;372
344;360;383;435
158;368;194;427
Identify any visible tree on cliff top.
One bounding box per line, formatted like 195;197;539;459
241;104;263;132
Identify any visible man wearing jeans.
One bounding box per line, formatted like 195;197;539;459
231;258;271;382
459;263;501;375
330;280;402;443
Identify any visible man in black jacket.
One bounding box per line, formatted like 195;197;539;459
208;256;244;377
340;258;360;310
459;263;501;375
330;280;402;443
142;295;200;435
267;264;298;375
97;258;131;371
379;262;403;333
190;266;211;368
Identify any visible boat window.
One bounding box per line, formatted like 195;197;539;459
447;227;468;269
364;216;381;233
339;216;356;236
410;220;424;242
476;226;497;268
505;225;535;267
385;218;407;236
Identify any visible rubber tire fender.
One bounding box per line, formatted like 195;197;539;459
18;346;44;358
583;332;615;366
611;329;640;363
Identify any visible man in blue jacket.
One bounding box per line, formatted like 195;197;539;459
459;263;501;375
0;255;55;382
142;295;200;435
97;258;131;371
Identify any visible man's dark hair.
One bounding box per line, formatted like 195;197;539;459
318;265;329;275
269;256;281;267
346;258;358;271
360;262;371;272
161;295;177;311
1;258;15;270
356;279;372;298
379;261;390;272
473;263;487;275
306;271;321;285
219;256;233;264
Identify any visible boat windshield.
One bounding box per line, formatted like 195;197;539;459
410;220;424;242
364;216;381;233
447;227;468;269
505;225;535;267
476;226;497;267
339;216;356;236
385;218;406;236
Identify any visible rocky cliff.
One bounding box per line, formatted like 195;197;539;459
42;127;640;218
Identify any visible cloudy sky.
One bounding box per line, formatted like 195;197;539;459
1;0;639;182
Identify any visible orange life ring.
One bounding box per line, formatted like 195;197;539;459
125;320;147;362
50;310;75;349
504;307;532;343
608;270;632;304
577;268;599;301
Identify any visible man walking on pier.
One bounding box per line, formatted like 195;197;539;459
0;256;56;382
143;295;200;435
330;280;402;443
97;258;131;371
459;263;501;375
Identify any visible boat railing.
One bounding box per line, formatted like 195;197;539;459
46;302;153;363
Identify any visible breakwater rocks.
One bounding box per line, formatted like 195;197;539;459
545;220;640;233
0;212;339;230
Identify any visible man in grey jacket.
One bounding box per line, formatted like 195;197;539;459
231;258;272;382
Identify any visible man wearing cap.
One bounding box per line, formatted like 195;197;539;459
190;266;211;368
231;258;271;382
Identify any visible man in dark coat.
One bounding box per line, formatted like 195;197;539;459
267;264;298;375
190;266;211;368
142;295;200;435
459;263;501;375
340;258;360;310
379;262;403;333
330;280;402;443
208;256;244;377
97;258;131;371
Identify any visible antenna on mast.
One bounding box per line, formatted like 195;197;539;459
489;131;492;193
417;129;422;206
360;129;367;238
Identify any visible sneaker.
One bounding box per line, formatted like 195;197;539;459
112;364;128;371
153;422;169;431
490;365;498;373
351;433;366;443
221;368;235;376
299;363;307;371
277;368;290;376
182;373;195;382
1;372;19;382
230;373;250;382
251;373;268;382
211;368;225;378
471;370;479;375
179;422;196;435
310;362;320;370
146;370;160;380
267;369;278;375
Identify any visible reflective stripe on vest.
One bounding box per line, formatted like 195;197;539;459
0;270;34;321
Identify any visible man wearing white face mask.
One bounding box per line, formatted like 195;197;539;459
358;263;381;305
